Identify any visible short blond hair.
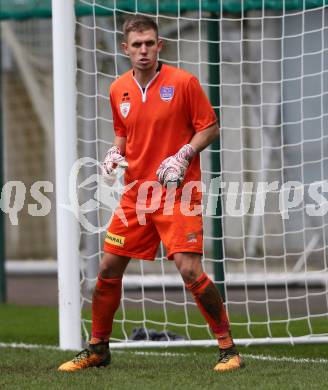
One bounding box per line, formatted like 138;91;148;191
122;14;158;41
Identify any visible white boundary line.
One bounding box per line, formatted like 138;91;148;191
0;342;61;350
241;353;328;364
1;342;328;364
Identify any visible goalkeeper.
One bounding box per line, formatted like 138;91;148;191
59;14;244;373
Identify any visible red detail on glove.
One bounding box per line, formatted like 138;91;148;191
156;144;195;187
101;145;128;177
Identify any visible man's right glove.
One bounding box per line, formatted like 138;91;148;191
156;144;195;187
100;145;128;181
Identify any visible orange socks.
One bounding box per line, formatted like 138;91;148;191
186;272;233;349
91;272;232;348
91;276;122;340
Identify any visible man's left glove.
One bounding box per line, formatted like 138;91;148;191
156;144;195;187
101;145;128;183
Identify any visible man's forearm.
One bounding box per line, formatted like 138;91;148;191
113;136;127;155
189;123;220;153
156;123;219;187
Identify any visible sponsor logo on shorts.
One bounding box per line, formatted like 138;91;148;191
160;86;174;101
105;232;125;247
186;229;203;243
186;232;198;243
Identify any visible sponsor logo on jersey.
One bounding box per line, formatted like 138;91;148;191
160;86;175;101
122;92;130;101
120;102;130;118
105;232;125;247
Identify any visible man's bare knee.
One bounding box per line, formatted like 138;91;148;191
99;253;130;279
174;252;203;284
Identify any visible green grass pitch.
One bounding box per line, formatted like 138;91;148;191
1;304;328;390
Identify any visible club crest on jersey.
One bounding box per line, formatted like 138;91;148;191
160;86;175;101
120;102;130;118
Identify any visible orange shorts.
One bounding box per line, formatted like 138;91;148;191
103;201;203;260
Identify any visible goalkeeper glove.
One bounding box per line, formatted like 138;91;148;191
101;145;128;181
156;144;195;187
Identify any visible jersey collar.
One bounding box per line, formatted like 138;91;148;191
132;62;162;103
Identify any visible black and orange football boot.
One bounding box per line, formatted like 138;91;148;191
58;341;110;372
214;346;245;372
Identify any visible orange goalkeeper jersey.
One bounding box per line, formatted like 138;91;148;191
109;63;217;206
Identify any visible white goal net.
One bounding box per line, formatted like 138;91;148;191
73;1;328;346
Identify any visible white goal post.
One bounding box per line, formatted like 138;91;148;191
50;0;328;349
52;0;81;350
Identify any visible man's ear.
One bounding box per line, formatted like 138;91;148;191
157;39;163;53
121;42;128;54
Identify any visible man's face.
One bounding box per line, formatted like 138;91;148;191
122;29;162;71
